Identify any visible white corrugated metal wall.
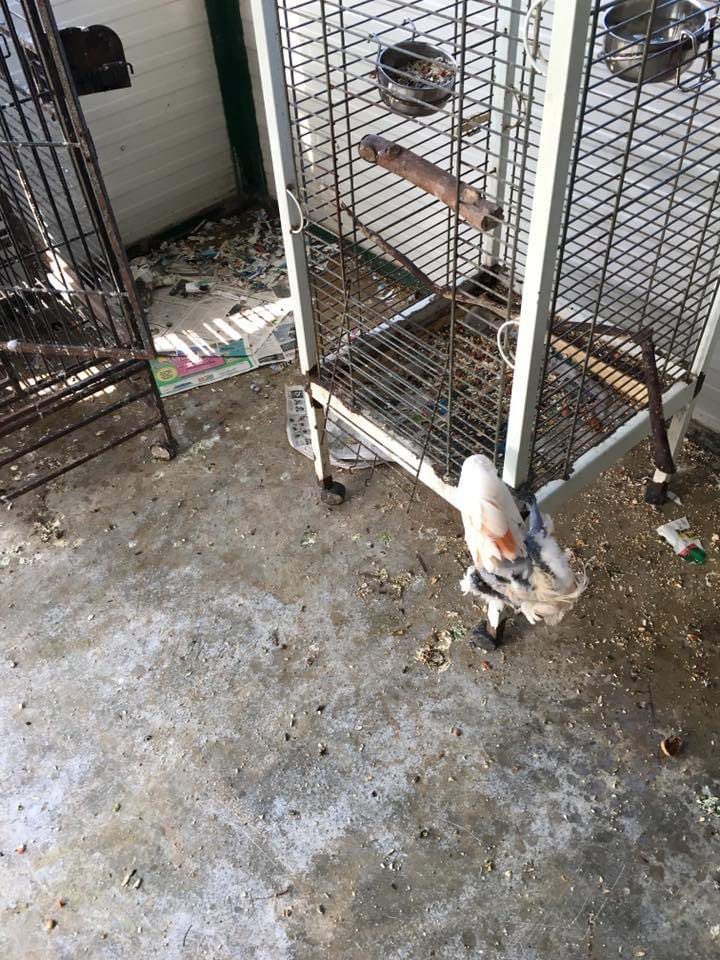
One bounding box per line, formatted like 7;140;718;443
53;0;237;245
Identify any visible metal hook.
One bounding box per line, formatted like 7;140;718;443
286;186;307;235
676;18;716;90
402;18;418;41
522;0;547;75
368;31;383;54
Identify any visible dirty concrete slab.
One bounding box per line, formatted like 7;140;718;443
1;369;719;960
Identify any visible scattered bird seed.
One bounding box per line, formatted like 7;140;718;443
697;786;720;817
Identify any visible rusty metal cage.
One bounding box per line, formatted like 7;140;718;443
0;0;174;501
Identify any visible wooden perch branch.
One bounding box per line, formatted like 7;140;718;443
358;134;502;233
339;202;493;313
551;336;648;406
639;334;676;476
554;320;676;475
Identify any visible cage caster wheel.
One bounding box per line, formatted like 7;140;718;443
320;479;346;506
644;479;668;506
151;440;178;462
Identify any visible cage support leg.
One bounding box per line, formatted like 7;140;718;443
645;401;694;505
304;389;345;505
469;599;507;651
148;364;178;459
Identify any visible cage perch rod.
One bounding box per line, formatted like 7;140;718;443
358;134;502;233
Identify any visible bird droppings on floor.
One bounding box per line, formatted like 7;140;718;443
415;630;453;671
1;369;719;959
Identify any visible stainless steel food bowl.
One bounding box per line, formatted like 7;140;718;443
604;0;709;83
376;41;456;117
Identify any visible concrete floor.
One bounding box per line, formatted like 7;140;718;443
1;370;720;960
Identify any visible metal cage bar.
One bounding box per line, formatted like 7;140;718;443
0;0;175;501
502;0;594;489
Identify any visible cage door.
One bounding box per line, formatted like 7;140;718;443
0;0;152;364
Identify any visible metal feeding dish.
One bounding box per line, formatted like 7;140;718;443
604;0;711;84
377;40;456;117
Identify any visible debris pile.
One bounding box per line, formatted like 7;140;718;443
130;209;298;396
131;208;289;296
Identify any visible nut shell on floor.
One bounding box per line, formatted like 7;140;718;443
660;735;684;758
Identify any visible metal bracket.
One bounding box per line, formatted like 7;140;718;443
402;18;418;41
676;17;716;89
286;186;307;234
693;371;707;398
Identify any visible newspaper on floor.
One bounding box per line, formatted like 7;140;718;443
149;287;297;397
286;385;388;471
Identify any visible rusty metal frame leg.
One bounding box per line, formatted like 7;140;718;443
646;400;696;505
147;363;177;455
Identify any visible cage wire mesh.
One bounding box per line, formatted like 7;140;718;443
276;0;720;492
533;0;720;486
281;0;546;486
0;0;172;500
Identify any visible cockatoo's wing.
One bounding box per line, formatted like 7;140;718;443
457;454;525;571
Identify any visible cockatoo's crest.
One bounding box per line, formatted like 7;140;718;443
457;454;525;571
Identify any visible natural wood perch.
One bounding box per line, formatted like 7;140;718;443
552;336;649;406
554;321;675;475
339;201;492;312
358;134;502;233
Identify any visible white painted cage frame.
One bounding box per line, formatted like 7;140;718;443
252;0;720;513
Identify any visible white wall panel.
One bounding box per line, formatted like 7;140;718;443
53;0;236;243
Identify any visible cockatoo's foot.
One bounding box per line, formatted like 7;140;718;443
644;478;668;506
468;620;504;651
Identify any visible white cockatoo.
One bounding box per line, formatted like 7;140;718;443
456;454;587;647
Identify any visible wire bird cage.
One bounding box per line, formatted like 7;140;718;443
0;0;173;501
253;0;720;510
